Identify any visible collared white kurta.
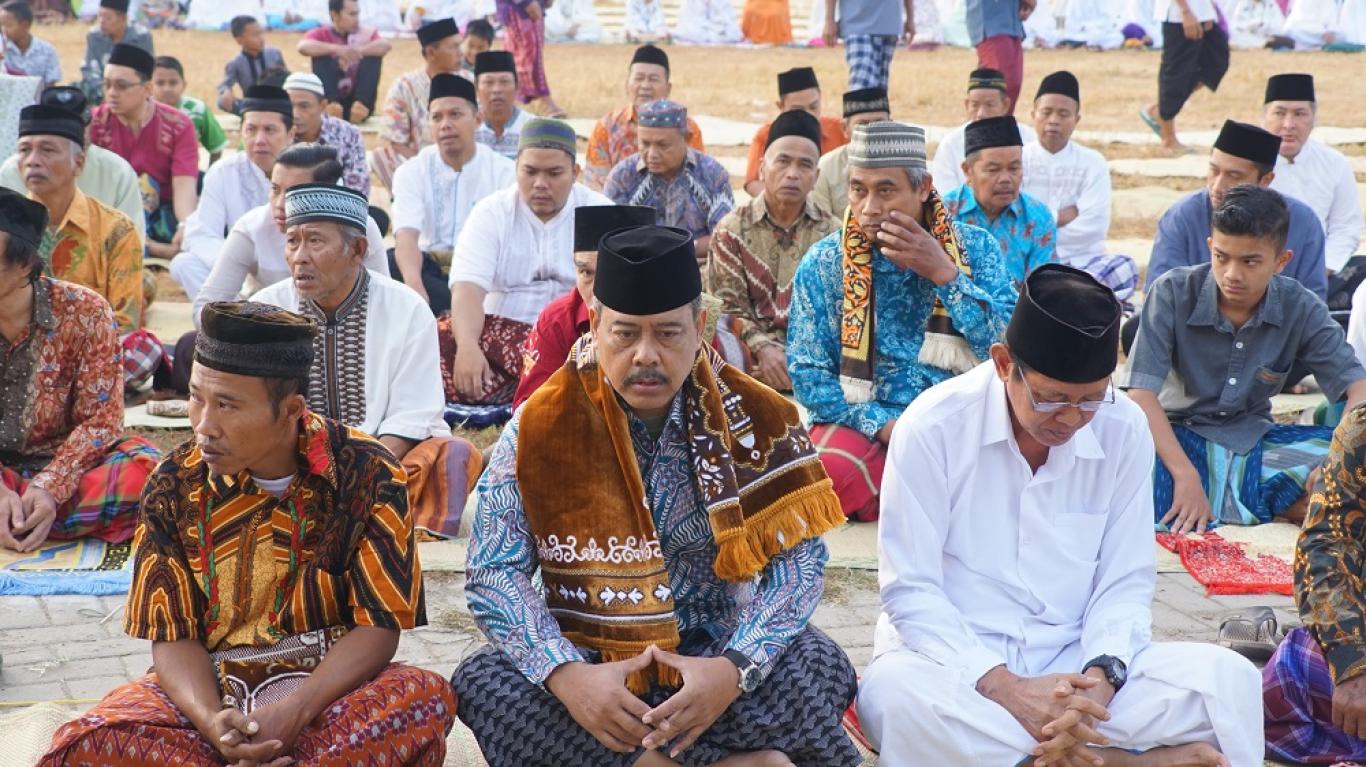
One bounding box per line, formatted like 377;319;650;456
1022;139;1112;264
172;153;271;298
1269;139;1364;273
391;143;515;254
931;121;1038;192
856;362;1263;766
447;183;612;325
253;269;448;441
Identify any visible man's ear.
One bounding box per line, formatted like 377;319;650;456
988;343;1012;381
1275;248;1293;273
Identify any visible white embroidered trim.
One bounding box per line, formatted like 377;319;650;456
536;534;663;565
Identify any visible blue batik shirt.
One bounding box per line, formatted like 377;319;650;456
787;223;1018;439
602;148;736;239
944;184;1057;287
466;393;828;686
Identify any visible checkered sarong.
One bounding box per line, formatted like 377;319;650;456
0;437;161;543
121;328;164;390
1068;253;1139;307
844;35;897;91
1264;627;1366;763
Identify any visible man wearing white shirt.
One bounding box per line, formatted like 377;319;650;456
1264;73;1363;275
444;118;611;405
170;86;295;298
1141;0;1229;152
932;67;1036;193
1279;0;1347;49
1022;71;1138;304
857;264;1262;766
391;73;514;316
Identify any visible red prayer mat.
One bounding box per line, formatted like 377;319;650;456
1156;532;1294;596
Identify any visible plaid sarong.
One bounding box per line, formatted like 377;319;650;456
1265;627;1366;763
1153;424;1332;527
121;328;165;390
0;437;161;543
844;34;896;91
1068;253;1139;307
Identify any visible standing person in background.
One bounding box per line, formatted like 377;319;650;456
1;1;62;86
1140;0;1229;153
822;0;913;91
298;0;392;124
967;0;1033;112
152;56;228;167
496;0;564;117
79;0;153;103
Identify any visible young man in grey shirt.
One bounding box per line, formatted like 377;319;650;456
1125;185;1366;534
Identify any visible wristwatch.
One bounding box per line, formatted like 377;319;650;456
722;649;763;694
1082;655;1128;692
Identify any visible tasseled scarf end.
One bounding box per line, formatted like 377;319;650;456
712;480;846;582
918;332;979;376
839;375;875;404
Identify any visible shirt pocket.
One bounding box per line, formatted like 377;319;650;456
1249;365;1289;401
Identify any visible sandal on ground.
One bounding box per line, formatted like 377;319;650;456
1139;107;1161;138
1217;606;1283;662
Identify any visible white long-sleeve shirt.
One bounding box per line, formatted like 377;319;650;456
931;122;1038;193
1022;139;1112;264
181;153;271;267
872;362;1157;682
448;183;612;325
391;143;515;253
1269;139;1363;273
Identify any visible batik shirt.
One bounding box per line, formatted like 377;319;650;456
379;68;433;150
313;115;372;196
124;413;423;652
603;149;735;240
707;194;837;352
475;107;533;161
467;395;829;686
0;279;121;506
583;105;706;191
42;188;144;334
787;225;1017;438
944;185;1056;287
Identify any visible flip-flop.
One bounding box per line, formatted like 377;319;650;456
1217;606;1282;662
1138;107;1162;138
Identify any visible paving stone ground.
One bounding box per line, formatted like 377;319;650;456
0;568;1293;707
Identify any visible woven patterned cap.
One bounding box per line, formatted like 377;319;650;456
847;121;927;171
638;99;687;130
284;183;368;231
518;118;577;157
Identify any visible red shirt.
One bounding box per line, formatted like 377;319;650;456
304;25;382;95
90;101;199;202
514;288;590;408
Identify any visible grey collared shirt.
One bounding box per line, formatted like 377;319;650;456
1123;263;1365;454
80;24;154;102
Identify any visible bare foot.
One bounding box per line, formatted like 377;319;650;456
349;102;371;123
324;102;344;119
711;751;794;767
1093;742;1229;767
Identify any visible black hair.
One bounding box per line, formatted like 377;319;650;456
328;0;350;13
2;1;34;24
1251;159;1275;178
229;14;258;38
153;55;184;78
2;234;43;285
465;18;494;42
1211;184;1290;252
263;376;310;419
275;143;343;185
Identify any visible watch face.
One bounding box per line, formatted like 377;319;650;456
740;665;761;693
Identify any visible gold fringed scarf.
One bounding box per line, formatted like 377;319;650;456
838;191;980;404
515;337;845;693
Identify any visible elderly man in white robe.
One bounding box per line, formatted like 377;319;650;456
253;181;480;538
1022;71;1138;306
391;73;514;317
169;86;295;298
1263;73;1363;277
1279;0;1349;49
856;264;1264;766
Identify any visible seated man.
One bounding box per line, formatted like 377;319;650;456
89;43;199;261
931;67;1037;192
254;183;479;539
1147;119;1328;300
0;87;145;241
583;44;706;191
1022;70;1138;304
445;118;611;405
171;86;295;299
811;87;891;218
1280;0;1348;49
473;51;534;160
742;66;848;198
1264;74;1363;276
79;0;153;103
391;73;515;316
39;301;456;765
709;110;836;391
788;121;1016;521
1267;406;1366;764
152;56;228;166
371;17;462;190
512;203;655;408
545;0;602;42
297;0;391;123
0;188;159;552
944;115;1056;287
284;72;372;196
858;263;1264;765
1;1;62;87
603;99;735;266
454;225;859;767
16;104;157;390
217;15;288;114
1125;185;1366;533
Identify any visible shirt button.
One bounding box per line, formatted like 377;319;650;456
1228;377;1237;385
1235;342;1244;349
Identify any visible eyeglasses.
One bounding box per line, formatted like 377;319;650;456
102;79;143;93
1015;367;1114;414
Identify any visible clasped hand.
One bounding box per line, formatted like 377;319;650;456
981;668;1114;767
206;700;308;767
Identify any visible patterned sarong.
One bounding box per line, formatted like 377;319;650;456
1;437;161;543
436;313;533;405
1264;627;1366;763
1153;424;1331;526
811;423;886;522
503;11;550;101
39;664;456;767
453;626;860;767
401;434;483;538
